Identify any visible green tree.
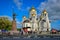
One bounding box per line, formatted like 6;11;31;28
17;28;21;31
0;17;12;31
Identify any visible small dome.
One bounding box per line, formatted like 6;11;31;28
23;20;30;23
43;9;47;14
23;16;26;18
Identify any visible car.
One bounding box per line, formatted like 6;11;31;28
51;29;57;34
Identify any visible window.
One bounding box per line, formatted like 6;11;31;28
45;14;46;16
26;24;28;27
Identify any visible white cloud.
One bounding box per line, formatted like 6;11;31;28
13;0;23;10
37;0;60;21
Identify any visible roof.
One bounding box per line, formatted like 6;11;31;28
30;6;36;11
23;27;31;29
43;9;47;14
43;9;46;12
23;20;30;23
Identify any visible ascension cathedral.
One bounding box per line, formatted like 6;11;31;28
22;7;51;33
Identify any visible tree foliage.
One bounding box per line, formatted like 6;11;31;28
17;28;21;31
0;17;12;31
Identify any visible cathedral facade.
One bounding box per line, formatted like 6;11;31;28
22;7;51;33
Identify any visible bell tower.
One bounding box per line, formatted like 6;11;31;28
30;6;37;18
41;9;51;31
29;6;38;32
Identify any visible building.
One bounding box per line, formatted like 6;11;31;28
22;7;51;33
38;10;51;32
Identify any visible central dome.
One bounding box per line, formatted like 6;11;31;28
30;6;36;11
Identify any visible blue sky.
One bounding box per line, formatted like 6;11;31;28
0;0;60;30
0;0;45;21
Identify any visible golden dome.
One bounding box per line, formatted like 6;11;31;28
43;9;47;14
30;6;36;11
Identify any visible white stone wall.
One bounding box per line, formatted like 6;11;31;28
23;23;31;27
39;11;51;32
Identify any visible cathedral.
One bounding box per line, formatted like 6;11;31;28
22;7;51;33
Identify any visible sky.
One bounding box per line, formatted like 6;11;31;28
0;0;60;30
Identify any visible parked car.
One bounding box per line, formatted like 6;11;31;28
51;29;58;34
